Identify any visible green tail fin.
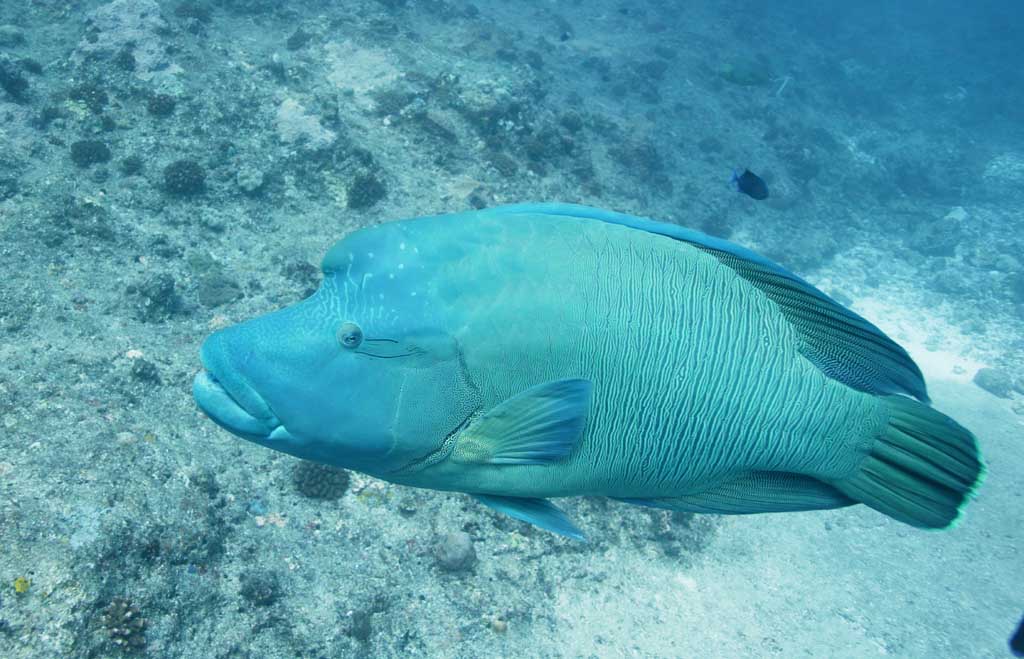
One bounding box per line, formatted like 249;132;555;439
833;396;985;529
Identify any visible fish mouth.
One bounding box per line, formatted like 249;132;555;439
192;370;283;441
193;339;284;442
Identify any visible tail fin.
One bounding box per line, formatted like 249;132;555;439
833;396;985;529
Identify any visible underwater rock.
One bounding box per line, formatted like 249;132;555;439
120;155;144;176
782;146;821;184
0;25;26;47
112;46;136;71
973;367;1014;399
926;265;973;296
346;594;391;642
559;111;584;134
348;610;374;642
55;195;116;243
32;105;63;130
410;111;459;145
466;186;494;210
196;273;242;308
944;206;969;223
455;83;528;147
1010;273;1024;305
372;86;417;116
236;164;265;195
524;124;577;174
286;28;312;51
279;259;321;297
147;93;177;116
174;1;212;23
129;358;161;384
188;253;242;307
77;0;168;75
69;81;109;114
70;140;112;168
636;59;669;83
347;172;387;210
163;159;207;196
240;570;281;606
487;151;518;177
698;136;724;154
907;218;962;258
0;56;29;100
126;273;183;322
433;531;477;572
983;153;1024;195
0;177;19;201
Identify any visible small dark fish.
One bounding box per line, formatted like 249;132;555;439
733;168;769;200
1011;614;1024;657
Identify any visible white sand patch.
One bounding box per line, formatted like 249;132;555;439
275;98;337;149
851;295;987;384
324;41;401;112
983;152;1024;184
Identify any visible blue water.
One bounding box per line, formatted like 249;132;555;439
0;1;1021;656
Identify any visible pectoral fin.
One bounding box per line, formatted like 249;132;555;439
473;494;586;541
453;378;592;465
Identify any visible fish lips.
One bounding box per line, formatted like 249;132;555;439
193;339;282;442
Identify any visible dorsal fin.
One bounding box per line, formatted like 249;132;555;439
485;203;929;403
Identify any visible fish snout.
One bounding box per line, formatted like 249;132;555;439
193;335;281;440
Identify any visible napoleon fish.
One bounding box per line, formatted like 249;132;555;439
192;203;984;540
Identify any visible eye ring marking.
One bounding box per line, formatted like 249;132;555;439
337;322;363;350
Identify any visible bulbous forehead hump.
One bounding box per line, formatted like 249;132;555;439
319;217;470;327
321;215;480;276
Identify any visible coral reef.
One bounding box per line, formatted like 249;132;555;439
346;172;387;209
126;274;183;322
101;598;146;650
292;461;350;500
162;160;206;196
70;140;112;168
146;94;177;117
239;571;281;606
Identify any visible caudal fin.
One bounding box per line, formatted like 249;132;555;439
833;396;984;529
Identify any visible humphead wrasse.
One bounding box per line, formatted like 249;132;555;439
192;204;984;540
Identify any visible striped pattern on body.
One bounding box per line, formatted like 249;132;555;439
424;213;882;499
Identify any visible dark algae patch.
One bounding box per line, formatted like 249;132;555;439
70;140;112;167
163;160;206;195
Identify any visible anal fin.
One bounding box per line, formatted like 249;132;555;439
613;471;854;515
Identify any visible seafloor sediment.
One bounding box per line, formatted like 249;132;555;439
0;1;1021;657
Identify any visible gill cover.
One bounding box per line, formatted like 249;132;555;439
364;325;483;472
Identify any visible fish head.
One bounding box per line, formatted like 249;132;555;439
193;221;481;476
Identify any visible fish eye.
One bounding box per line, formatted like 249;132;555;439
337;322;363;349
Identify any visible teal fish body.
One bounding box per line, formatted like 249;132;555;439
193;204;984;540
